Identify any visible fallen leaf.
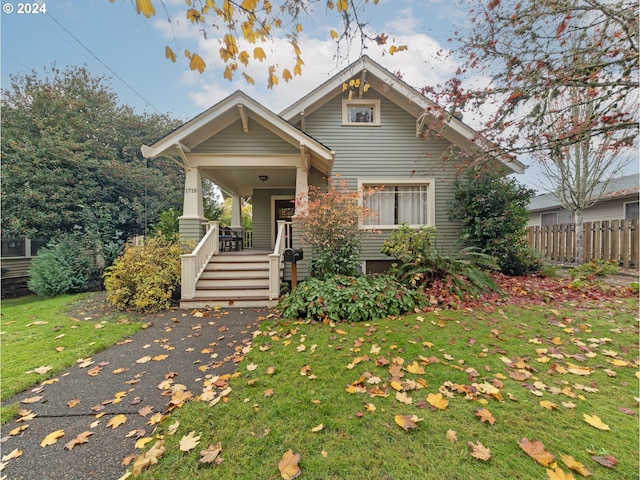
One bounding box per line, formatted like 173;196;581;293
167;420;180;435
394;414;422;431
135;437;154;450
468;441;491;461
199;442;223;464
396;391;413;404
446;429;458;443
311;423;324;433
427;392;449;410
67;399;81;408
591;454;617;468
27;365;53;375
21;396;43;404
136;355;152;364
9;425;29;436
152;354;168;361
132;440;166;476
406;361;425;374
475;408;496;425
278;449;302;480
107;414;127;429
87;365;103;376
1;448;23;461
41;429;65;447
546;466;577;480
583;414;609;430
540;400;558;410
138;405;154;417
560;454;591;477
518;437;555;466
179;431;201;452
64;431;94;450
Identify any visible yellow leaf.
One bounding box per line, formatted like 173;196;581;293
293;64;303;76
41;429;65;447
518;437;555;467
427;392;449;410
278;449;302;480
224;65;234;81
389;45;408;55
152;354;168;361
336;0;348;12
546;466;577;480
446;429;458;443
64;431;94;451
539;400;558;410
282;69;293;83
132;440;166;476
199;442;223;464
9;425;29;436
135;437;154;450
190;53;206;73
336;329;348;335
583;413;610;430
1;448;23;461
475;408;496;425
560;454;591;477
186;7;203;23
136;355;152;364
406;361;425;375
296;23;303;33
179;431;201;452
330;29;339;39
396;391;413;404
239;50;250;66
136;0;156;18
311;423;324;432
394;414;422;431
254;47;266;62
165;46;176;63
107;414;127;429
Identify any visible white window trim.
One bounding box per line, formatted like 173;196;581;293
342;99;381;126
358;178;435;229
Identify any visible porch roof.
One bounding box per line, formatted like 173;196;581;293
141;91;335;177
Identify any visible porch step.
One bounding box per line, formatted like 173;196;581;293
181;252;282;309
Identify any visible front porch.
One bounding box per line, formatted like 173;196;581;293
179;221;292;309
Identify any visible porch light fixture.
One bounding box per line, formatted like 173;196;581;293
258;175;269;182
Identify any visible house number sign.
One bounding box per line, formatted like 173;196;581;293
185;188;198;194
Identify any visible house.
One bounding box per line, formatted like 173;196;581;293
1;238;48;297
527;174;640;226
141;55;525;308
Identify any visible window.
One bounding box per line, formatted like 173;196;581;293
541;210;574;226
360;179;434;228
625;201;639;220
342;99;380;126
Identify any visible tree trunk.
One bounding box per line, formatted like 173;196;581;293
575;210;584;264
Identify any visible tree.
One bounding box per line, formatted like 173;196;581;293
533;86;634;262
448;166;539;276
1;66;184;251
114;0;406;86
427;0;638;158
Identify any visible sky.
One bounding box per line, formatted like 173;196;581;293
1;0;637;192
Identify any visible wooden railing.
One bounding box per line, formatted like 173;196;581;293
181;221;219;300
527;219;638;268
268;221;292;299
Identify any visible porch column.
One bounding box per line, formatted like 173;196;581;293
179;167;206;242
295;166;308;216
230;194;242;229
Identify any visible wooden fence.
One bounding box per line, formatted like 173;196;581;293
527;219;638;268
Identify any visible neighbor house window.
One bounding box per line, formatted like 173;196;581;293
541;210;574;226
342;99;380;126
359;179;435;228
625;201;639;219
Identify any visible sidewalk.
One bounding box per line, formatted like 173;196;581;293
1;305;271;480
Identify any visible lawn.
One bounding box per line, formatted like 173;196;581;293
0;293;144;422
132;290;638;479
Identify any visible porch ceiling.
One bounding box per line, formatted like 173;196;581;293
202;166;296;195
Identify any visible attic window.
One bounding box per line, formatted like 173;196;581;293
342;99;380;126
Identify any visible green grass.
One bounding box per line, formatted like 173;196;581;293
135;298;638;480
1;293;143;422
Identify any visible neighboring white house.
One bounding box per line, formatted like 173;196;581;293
527;174;640;227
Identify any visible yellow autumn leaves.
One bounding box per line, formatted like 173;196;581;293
118;0;404;84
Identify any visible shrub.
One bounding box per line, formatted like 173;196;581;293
27;233;94;296
569;259;620;286
277;274;428;322
103;236;181;312
381;224;500;300
448;166;541;276
295;178;375;279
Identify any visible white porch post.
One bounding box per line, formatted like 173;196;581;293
295;166;308;216
179;167;206;242
230;194;242;229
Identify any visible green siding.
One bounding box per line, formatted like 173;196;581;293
179;218;205;242
252;188;296;250
302;92;462;263
193;120;299;154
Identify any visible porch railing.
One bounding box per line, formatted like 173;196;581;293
268;221;292;299
181;221;219;300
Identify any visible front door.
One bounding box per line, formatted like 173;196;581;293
274;198;295;248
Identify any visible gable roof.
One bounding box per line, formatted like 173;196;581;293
279;55;526;175
528;174;640;212
141;90;334;174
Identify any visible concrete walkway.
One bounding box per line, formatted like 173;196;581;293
1;306;270;480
